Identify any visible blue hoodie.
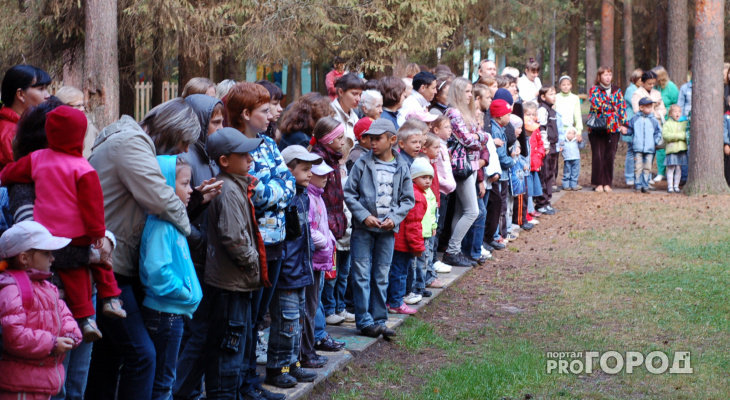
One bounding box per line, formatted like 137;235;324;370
140;155;203;318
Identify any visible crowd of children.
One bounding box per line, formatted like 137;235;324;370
0;57;707;400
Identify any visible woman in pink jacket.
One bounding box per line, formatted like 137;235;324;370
0;221;81;399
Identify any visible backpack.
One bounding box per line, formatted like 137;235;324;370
447;136;473;181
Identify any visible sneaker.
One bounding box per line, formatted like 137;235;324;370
552;185;561;192
536;207;555;215
488;240;506;250
546;205;558;212
433;261;452;273
102;297;127;319
253;386;286;400
337;310;355;322
562;186;571;191
674;186;680;193
574;185;583;190
506;234;518;241
403;292;423;304
653;174;664;182
481;246;491;256
325;313;345;325
520;223;534;231
482;242;495;251
389;303;417;314
529;218;539;225
264;367;297;389
442;252;473;267
381;326;398;341
626;181;635;186
530;211;542;218
428;278;446;288
314;334;345;352
668;187;674;193
301;355;328;368
80;318;102;343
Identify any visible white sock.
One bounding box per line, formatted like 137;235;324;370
666;166;675;189
673;166;681;189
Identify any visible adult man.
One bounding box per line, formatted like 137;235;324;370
397;71;438;127
476;60;498;84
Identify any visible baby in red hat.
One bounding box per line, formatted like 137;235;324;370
1;105;125;342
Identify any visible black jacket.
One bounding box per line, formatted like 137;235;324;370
277;186;315;290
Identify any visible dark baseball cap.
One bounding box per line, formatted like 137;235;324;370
206;127;263;161
362;118;396;137
639;97;654;106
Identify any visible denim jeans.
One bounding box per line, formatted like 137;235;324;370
267;288;305;369
414;236;436;289
87;281;155;400
53;295;95;400
204;288;252;400
634;152;655;189
562;159;580;189
462;193;487;259
143;307;185;400
322;250;351;316
301;271;321;362
350;228;395;330
315;272;327;342
432;193;450;265
172;279;212;400
387;250;414;308
625;144;635;183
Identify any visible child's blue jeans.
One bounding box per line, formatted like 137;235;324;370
562;159;580;189
142;307;185;400
387;250;415;308
267;287;305;369
350;228;395;330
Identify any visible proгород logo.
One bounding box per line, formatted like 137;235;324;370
546;351;693;375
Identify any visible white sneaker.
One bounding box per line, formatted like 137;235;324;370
653;174;664;182
529;218;539;225
325;313;345;325
403;292;423;305
480;246;490;257
433;261;452;273
337;310;355;322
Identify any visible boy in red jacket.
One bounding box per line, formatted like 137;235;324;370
386;157;429;315
524;102;545;221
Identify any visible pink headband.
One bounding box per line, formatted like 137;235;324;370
319;123;345;145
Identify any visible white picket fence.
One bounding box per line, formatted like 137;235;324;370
50;80;179;121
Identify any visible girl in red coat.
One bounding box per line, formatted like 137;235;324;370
524;102;544;221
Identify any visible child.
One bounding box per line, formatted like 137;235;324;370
509;115;533;233
430;116;456;273
379;76;407;131
626;98;663;193
419;135;448;285
349;118;373;172
560;125;582;191
534;86;559;215
663;105;688;193
624;69;644;185
523;103;544;223
265;145;322;388
554;76;584;174
474;83;493;129
397;119;427;166
0;221;81;399
203;128;269;399
0;106;124;343
488;99;514;248
139;155;203;399
344;119;415;339
387;157;429;315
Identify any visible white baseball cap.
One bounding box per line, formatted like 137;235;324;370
311;162;334;176
0;221;71;259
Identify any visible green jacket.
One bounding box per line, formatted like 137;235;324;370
421;188;437;238
662;118;688;154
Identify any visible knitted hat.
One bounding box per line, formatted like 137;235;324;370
490;99;511;118
45;105;88;156
353;117;373;141
410;157;433;179
493;88;514;106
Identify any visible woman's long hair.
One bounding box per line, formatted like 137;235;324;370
447;77;476;125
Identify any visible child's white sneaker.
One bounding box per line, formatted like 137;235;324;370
653;174;664;182
433;261;452;273
403;292;422;305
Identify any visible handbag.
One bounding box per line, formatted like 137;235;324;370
284;205;302;240
448;137;473;181
586;113;607;131
509;158;526;196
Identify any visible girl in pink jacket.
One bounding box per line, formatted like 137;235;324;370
0;221;81;399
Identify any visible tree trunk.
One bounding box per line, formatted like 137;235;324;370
178;31;208;96
549;12;556;86
586;20;597;90
151;20;164;107
613;2;623;88
623;0;635;87
84;0;119;129
62;48;84;89
567;0;581;92
289;61;301;102
656;2;669;67
600;0;614;69
118;5;136;118
667;0;689;84
684;0;728;195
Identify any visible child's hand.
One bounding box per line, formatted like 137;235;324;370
432;228;437;237
414;251;423;257
364;216;382;229
576;134;583;143
478;181;486;198
523;164;529;172
197;179;224;204
54;337;75;354
725;144;730;156
380;218;395;231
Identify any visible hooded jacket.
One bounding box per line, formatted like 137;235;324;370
0;106;19;170
394;184;426;254
310;143;346;239
140;155;203;318
662;118;688;154
278;186;315;289
0;269;81;395
206;170;269;292
627;112;663;154
181;94;222;270
308;184;336;272
88;115;191;278
1;106;105;244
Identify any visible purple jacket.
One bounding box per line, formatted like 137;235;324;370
308;185;335;272
310;143;346;240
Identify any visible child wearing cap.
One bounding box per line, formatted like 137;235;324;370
487;99;513;249
349;118;373;172
625;98;663;193
264;145;322;387
0;105;124;342
344;118;415;339
203;128;269;398
0;221;81;399
139;155;203;399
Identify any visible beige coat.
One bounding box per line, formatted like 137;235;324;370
632;87;666;125
88;115;190;277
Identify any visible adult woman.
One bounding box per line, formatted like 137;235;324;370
56;86;100;159
588;66;628;193
359;89;383;121
0;65;51;169
651;66;679;182
225;82;298;392
443;77;483;267
86;98;198;400
331;74;364;142
429;74;453;115
279;92;335;150
181;77;216;98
